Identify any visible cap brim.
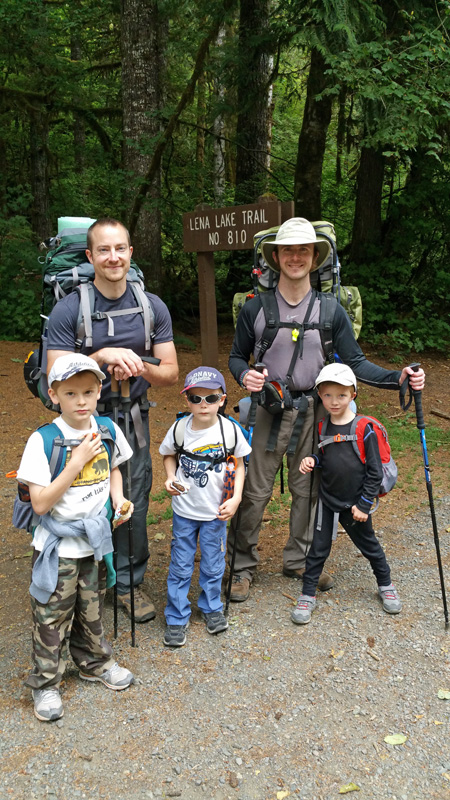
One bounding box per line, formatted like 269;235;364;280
261;239;331;272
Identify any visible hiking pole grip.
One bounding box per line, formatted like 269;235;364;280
142;356;161;366
247;362;266;431
410;363;425;429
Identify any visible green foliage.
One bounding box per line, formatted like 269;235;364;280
0;216;41;340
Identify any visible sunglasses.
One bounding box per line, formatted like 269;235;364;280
186;393;222;405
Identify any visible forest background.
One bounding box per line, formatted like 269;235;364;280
1;0;450;353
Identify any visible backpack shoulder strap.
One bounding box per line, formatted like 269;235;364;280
75;281;95;350
173;414;189;454
218;414;238;456
128;281;154;352
36;422;70;479
258;290;280;362
317;291;337;364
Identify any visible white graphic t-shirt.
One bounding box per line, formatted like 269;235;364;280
17;415;132;557
159;415;251;521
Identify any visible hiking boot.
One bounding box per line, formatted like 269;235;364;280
118;586;156;622
291;594;317;625
283;567;334;592
163;624;188;647
229;575;251;602
79;662;134;690
379;584;402;614
32;688;64;722
202;611;229;635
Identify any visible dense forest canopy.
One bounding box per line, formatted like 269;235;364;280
1;0;449;351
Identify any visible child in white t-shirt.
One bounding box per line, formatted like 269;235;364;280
17;354;134;723
159;366;251;647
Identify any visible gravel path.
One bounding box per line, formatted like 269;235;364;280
1;497;449;800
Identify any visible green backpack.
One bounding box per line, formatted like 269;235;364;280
24;217;154;410
232;220;362;340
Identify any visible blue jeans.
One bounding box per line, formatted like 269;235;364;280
165;512;227;625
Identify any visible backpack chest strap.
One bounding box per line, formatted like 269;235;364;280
318;432;357;449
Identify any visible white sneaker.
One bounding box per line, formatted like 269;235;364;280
32;688;64;722
379;584;402;614
79;662;134;690
291;594;316;625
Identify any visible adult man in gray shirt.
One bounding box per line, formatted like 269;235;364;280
228;217;425;602
46;217;178;622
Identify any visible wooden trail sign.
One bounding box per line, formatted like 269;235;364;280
183;200;294;365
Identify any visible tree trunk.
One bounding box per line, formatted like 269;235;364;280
213;26;226;203
294;47;332;220
234;0;272;205
121;0;164;292
349;145;385;263
29;111;51;239
71;33;85;172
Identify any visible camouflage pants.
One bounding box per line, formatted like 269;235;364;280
25;553;115;690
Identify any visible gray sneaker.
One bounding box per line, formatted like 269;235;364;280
32;688;64;722
164;624;188;647
202;611;229;635
379;584;402;614
291;594;316;625
79;662;134;690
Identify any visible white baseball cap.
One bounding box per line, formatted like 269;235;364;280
315;363;357;390
48;354;106;387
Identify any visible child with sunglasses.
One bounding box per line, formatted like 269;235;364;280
159;367;251;647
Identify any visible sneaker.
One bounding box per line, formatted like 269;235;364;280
79;662;134;690
163;624;188;647
32;688;64;722
291;594;317;625
202;611;229;635
379;584;402;614
229;574;251;602
118;586;156;622
283;567;334;592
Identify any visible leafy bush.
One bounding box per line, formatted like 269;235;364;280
0;216;41;341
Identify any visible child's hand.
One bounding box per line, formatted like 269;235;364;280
164;477;187;496
217;495;240;521
351;505;368;522
70;432;103;471
112;499;134;529
300;456;315;474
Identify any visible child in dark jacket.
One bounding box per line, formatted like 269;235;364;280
291;363;401;625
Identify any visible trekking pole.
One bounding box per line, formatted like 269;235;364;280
119;355;161;646
402;363;449;630
120;376;136;647
225;362;266;613
110;375;120;640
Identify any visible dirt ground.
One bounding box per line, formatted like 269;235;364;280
0;334;449;636
0;333;449;800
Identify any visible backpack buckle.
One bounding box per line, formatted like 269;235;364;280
333;433;345;442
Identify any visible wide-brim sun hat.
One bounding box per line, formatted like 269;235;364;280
315;363;357;391
261;217;331;273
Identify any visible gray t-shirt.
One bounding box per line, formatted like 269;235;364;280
47;284;173;403
252;288;323;390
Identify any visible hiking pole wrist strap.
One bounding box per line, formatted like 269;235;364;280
399;362;421;414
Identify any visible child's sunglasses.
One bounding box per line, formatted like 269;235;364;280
186;393;222;405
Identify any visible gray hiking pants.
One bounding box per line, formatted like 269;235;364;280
227;398;321;582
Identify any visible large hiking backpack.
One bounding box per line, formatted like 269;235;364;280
24;217;154;410
9;416;117;533
232;221;362;340
318;413;398;502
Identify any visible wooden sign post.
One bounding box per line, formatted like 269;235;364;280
183;200;294;366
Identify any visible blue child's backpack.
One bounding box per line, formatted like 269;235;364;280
10;417;117;533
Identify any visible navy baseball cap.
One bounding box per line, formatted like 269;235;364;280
181;366;226;394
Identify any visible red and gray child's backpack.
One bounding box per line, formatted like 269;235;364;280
318;414;398;499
